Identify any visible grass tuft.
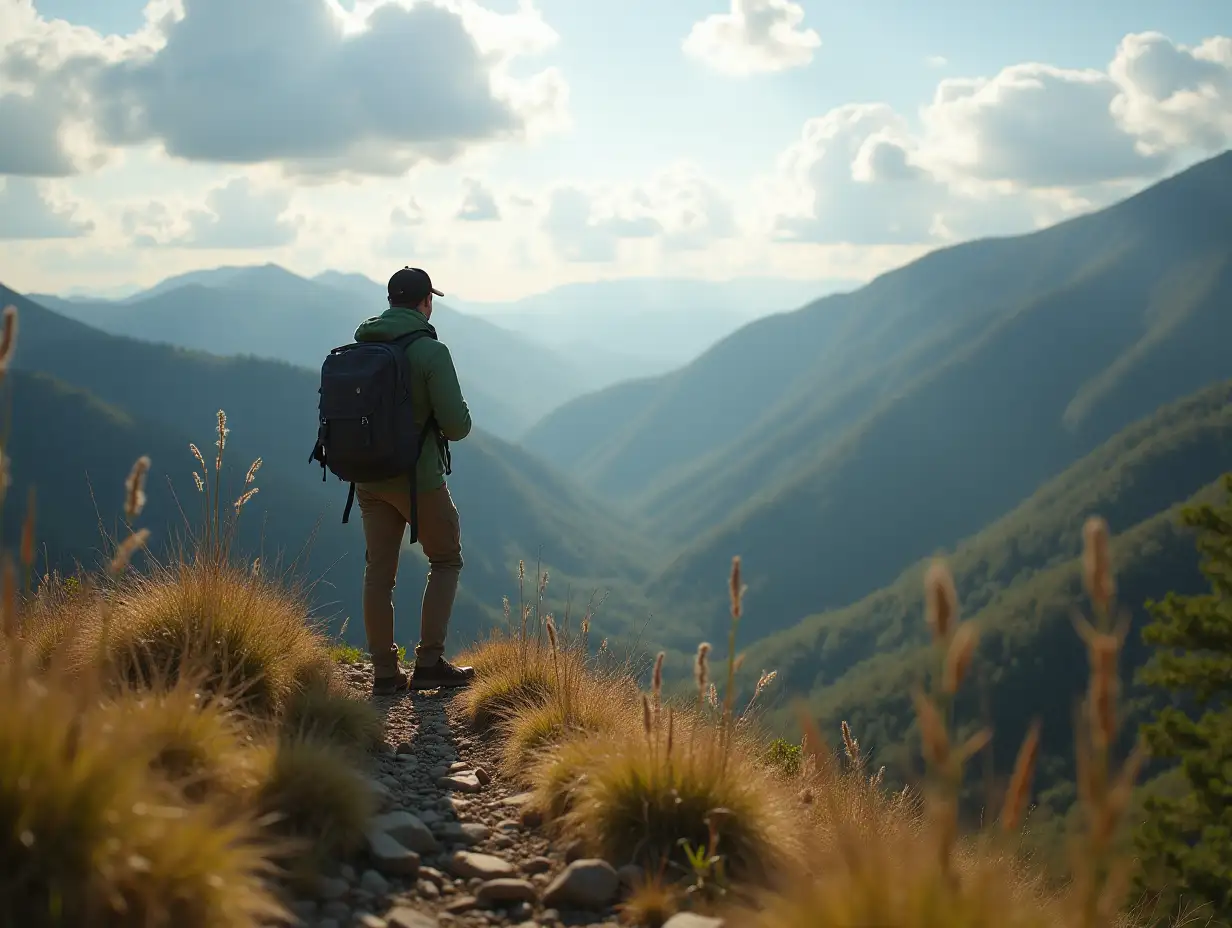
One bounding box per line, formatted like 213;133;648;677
0;657;285;928
20;557;339;725
530;711;800;892
454;633;557;730
280;679;385;755
620;868;681;927
255;734;377;885
498;670;636;778
102;677;269;810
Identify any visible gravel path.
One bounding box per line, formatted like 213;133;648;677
283;661;643;928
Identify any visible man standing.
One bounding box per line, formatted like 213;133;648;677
353;267;476;695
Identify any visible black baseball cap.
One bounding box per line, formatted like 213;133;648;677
387;266;443;307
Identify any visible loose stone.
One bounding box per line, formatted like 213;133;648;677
371;811;442;854
444;895;478;915
542;859;620;910
475;879;538;908
437;773;483;794
521;856;553;875
360;869;391;896
448;852;516;881
366;831;422;877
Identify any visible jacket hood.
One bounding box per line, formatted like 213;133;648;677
354;305;436;342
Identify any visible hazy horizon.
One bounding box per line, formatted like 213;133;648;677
41;265;860;322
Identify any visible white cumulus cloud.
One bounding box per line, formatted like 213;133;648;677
541;164;736;262
771;104;951;245
0;0;568;177
0;177;94;239
122;177;299;249
683;0;820;76
1110;31;1232;157
456;178;501;221
919;63;1169;187
765;30;1232;249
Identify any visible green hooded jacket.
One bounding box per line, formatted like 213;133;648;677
352;305;472;495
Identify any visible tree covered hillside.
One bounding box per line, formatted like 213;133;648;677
741;377;1232;826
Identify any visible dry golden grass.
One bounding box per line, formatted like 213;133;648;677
454;539;1179;928
619;868;682;927
281;677;385;755
455;634;557;730
497;675;637;778
34;560;337;720
0;654;285;928
728;833;1061;928
0;327;385;926
460;559;803;903
255;734;377;885
97;676;270;811
531;710;802;894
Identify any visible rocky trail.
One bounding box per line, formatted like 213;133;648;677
286;662;719;928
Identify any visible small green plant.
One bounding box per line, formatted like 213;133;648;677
763;738;803;777
679;808;730;905
330;642;364;664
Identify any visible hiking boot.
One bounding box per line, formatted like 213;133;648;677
411;658;475;690
372;669;412;697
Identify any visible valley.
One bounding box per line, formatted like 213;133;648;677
8;150;1232;853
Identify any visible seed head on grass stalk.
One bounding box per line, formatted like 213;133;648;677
0;304;18;382
110;454;154;577
1068;515;1148;928
1001;719;1042;833
0;448;10;509
841;720;861;770
736;670;778;733
910;557;992;887
720;555;748;774
694;643;710;711
652;651;664;708
125;455;151;523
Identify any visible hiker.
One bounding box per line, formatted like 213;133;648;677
312;266;476;695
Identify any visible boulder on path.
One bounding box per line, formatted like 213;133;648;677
436;773;483;793
364;830;421;876
475;878;538;907
447;851;516;880
370;811;441;854
438;822;489;845
542;859;620;910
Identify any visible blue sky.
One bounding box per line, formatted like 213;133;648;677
2;0;1230;299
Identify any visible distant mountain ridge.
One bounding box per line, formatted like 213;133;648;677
450;276;856;375
33;265;602;440
40;269;843;441
525;149;1232;650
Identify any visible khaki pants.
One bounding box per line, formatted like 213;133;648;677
357;483;463;678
